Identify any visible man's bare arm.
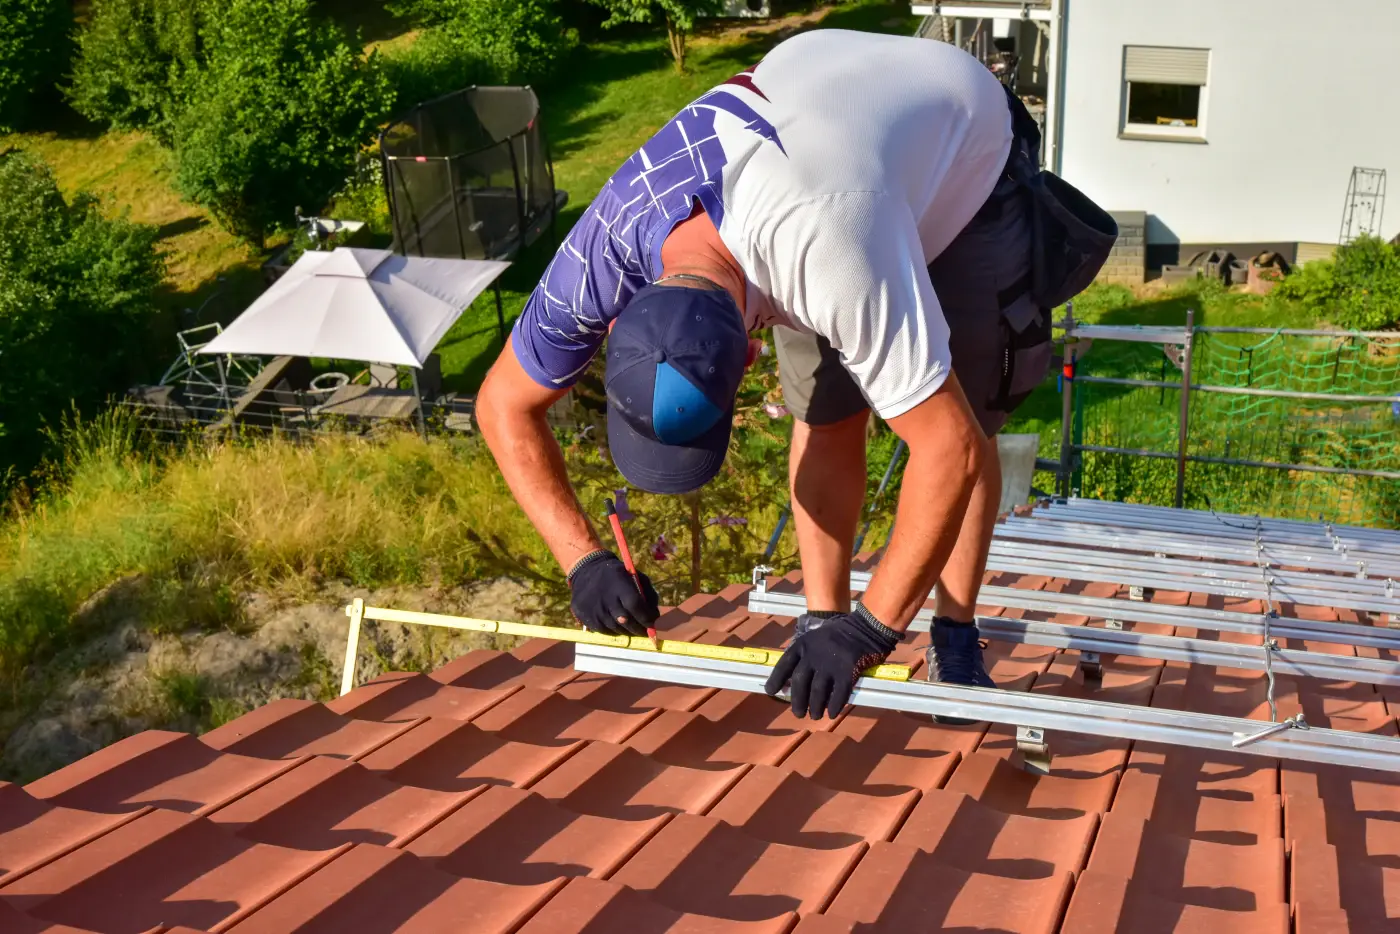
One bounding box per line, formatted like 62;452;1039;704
476;337;602;571
857;372;986;632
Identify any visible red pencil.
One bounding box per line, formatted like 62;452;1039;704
605;498;660;648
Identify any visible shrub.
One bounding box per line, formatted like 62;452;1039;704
67;0;209;139
589;0;725;72
0;0;71;131
389;0;577;87
0;150;166;483
1274;236;1400;331
169;0;394;245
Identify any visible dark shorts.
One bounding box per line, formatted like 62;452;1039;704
774;101;1053;438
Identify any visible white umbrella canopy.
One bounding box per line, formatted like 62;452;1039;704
200;248;510;367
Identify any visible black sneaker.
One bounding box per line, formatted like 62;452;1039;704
925;618;995;725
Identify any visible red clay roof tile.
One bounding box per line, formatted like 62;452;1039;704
469;687;660;744
557;671;716;713
327;671;519;722
625;709;805;770
354;716;583;793
429;647;578;692
201;754;476;850
1059;870;1290;933
403;784;668;884
0;783;144;882
200;698;420;760
515;876;797;934
1086;811;1285;911
528;741;747;821
22;732;298;816
823;840;1073;933
705;764;918;847
945;751;1118;819
892;787;1097;877
0;808;341;933
610;813;864;919
221;843;564;934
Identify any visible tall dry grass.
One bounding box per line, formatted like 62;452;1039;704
0;413;549;688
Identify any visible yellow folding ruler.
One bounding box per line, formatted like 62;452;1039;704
341;597;912;696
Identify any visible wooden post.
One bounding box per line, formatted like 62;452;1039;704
688;493;702;596
340;598;365;696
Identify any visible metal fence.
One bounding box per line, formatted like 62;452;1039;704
1051;310;1400;527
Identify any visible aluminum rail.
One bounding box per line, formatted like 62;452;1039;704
1054;499;1400;547
746;588;1400;686
1055;323;1191;345
985;539;1396;601
1074;374;1400;407
1024;504;1394;562
574;645;1400;773
849;559;1398;617
972;554;1394;615
995;516;1400;577
748;583;1400;652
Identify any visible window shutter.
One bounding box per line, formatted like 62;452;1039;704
1124;46;1210;85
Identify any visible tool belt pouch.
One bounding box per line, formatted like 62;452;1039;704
992;295;1054;413
1024;170;1119;309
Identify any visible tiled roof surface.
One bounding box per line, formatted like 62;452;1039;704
4;554;1400;932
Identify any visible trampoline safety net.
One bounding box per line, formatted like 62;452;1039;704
381;86;562;261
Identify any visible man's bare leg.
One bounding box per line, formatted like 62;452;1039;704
789;409;870;612
934;434;1001;621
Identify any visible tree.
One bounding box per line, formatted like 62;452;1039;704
386;0;577;87
168;0;394;245
0;0;72;131
67;0;210;140
0;150;166;481
590;0;724;72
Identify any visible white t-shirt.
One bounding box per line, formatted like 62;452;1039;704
513;28;1012;417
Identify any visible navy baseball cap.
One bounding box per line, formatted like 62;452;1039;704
605;283;749;494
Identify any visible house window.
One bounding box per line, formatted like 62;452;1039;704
1122;46;1209;142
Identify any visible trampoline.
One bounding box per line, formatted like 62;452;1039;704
381;86;567;264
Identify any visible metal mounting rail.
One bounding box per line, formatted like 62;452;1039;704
1053;499;1400;548
985;539;1396;601
748;584;1400;651
746;588;1400;687
1037;507;1400;558
1057;323;1191;345
574;645;1400;773
853;553;1399;616
995;517;1400;578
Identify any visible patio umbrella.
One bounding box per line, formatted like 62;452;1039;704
200;247;509;368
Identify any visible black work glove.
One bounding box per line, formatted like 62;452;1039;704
567;550;659;637
764;606;901;720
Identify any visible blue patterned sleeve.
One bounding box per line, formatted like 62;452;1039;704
511;186;649;390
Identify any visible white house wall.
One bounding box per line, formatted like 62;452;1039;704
1059;0;1400;247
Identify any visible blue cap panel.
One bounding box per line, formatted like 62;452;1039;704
652;361;725;444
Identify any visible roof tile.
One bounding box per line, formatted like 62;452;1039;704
515;876;797;934
892;787;1097;876
1292;841;1400;929
706;764;918;847
221;843;564;934
326;671;519;722
0;808;341;933
403;784;668;883
557;671;716;713
200;698;421;760
355;716;583;793
610;812;864;919
430;646;577;692
469;687;661;744
528;741;747;821
1085;811;1285;911
823;840;1073;933
945;751;1118;819
0;783;144;881
202;754;477;850
1059;870;1290;933
22;731;298;816
625;709;805;770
